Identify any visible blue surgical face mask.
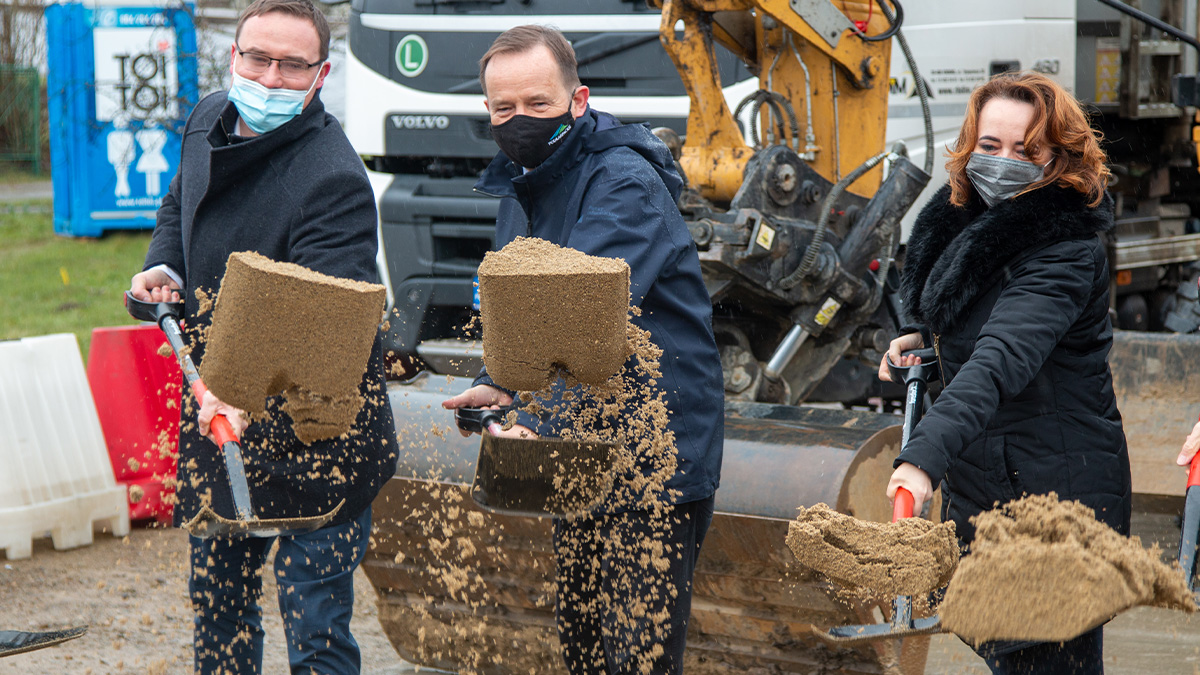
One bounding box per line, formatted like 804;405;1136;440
227;55;323;135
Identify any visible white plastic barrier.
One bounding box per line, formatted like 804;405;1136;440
0;333;130;560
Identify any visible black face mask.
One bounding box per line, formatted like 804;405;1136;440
491;107;576;169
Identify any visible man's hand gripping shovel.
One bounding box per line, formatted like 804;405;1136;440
124;292;342;538
817;347;945;646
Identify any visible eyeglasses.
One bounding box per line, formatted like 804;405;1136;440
235;45;322;79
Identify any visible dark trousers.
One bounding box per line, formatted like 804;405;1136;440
979;626;1105;675
188;506;372;675
553;496;715;675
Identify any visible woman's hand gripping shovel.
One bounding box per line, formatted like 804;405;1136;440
1178;414;1200;597
819;347;945;646
124;292;342;538
454;407;616;518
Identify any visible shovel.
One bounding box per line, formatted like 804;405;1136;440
0;627;87;658
454;407;616;518
124;292;343;538
818;347;945;646
1178;413;1200;594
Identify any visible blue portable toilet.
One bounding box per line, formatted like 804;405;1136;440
45;1;198;238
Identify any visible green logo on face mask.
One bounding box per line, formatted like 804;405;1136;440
395;35;428;78
549;123;571;144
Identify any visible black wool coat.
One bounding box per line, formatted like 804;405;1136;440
144;91;397;528
897;183;1131;545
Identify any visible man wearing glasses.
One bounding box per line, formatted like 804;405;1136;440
127;0;396;672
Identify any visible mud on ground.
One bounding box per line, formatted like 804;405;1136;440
0;526;409;674
2;511;1199;674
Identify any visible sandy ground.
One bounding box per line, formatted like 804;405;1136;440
2;514;1198;674
0;525;423;675
925;609;1200;674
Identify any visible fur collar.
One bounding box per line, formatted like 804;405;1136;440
902;183;1114;333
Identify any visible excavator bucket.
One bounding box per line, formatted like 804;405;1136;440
364;374;936;675
360;331;1200;675
1109;331;1200;503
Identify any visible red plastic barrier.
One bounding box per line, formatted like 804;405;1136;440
86;324;181;523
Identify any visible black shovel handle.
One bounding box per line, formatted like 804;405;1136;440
124;290;184;327
125;291;202;392
886;347;939;386
888;348;938;450
124;291;256;520
454;407;507;435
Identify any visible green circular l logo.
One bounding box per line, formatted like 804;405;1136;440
395;35;429;78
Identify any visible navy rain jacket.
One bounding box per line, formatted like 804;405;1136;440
473;107;724;510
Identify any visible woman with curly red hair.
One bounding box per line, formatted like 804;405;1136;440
878;71;1130;674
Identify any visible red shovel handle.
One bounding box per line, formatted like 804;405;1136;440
893;487;915;522
190;380;240;447
1190;414;1200;489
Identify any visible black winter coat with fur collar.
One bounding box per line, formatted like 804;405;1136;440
897;183;1131;545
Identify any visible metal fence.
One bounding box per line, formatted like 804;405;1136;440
0;65;41;173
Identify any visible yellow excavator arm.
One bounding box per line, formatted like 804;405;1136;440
651;0;896;202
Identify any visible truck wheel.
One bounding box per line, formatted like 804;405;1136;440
1116;293;1150;331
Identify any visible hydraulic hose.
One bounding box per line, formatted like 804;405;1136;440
786;31;818;159
780;149;890;289
782;0;931;289
877;0;932;176
852;0;903;42
768;93;802;152
735;90;800;150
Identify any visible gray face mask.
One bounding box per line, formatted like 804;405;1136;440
965;152;1046;207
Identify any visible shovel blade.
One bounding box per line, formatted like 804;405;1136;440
182;500;345;539
471;434;615;518
0;626;88;658
816;615;943;647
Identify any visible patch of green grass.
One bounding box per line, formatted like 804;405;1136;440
0;202;152;359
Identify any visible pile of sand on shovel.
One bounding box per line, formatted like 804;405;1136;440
940;493;1197;645
200;251;386;444
785;503;959;598
478;237;630;391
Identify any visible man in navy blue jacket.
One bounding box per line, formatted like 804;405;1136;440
442;24;724;675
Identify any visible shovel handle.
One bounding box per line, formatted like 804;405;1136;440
893;487;914;522
191;380;240;447
886;348;940;386
455;407;507;435
1190;414;1200;489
